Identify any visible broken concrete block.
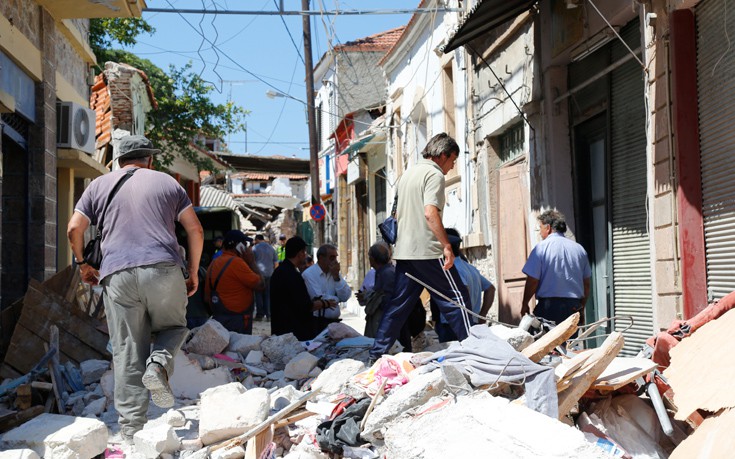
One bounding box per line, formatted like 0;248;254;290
134;424;181;459
81;397;107;417
0;449;40;459
260;334;304;369
180;438;204;451
80;359;110;385
327;322;361;341
244;350;264;366
0;414;107;459
245;364;268;377
271;385;304;411
65;391;87;407
311;359;365;399
267;370;285;381
211;445;245;459
170;352;232;400
308;367;322;378
489;324;534;352
284;352;319;380
362;369;446;442
166;410;186;428
383;393;605;459
185;319;230;356
243;375;256;390
199;383;270;445
100;370;115;401
228;332;264;354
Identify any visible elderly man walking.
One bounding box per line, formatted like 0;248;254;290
369;133;472;362
521;210;591;325
67;135;203;442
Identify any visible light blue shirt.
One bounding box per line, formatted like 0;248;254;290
454;258;493;316
522;232;591;299
252;242;278;277
302;263;352;319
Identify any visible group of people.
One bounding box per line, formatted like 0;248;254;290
66;132;590;443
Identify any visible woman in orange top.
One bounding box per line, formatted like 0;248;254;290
204;230;264;334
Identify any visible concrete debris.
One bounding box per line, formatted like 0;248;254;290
244;350;265;366
260;334;304;369
0;414;107;459
489;324;534;352
284;352;320;380
311;359;365;400
185;319;231;356
228;332;264;354
134;424;181;458
0;450;40;459
169;352;232;400
165;409;187;428
271;385;305;411
80;359;110;385
199;383;270;445
80;396;107;417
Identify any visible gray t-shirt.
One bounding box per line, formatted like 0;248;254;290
252;242;278;277
393;158;446;260
74;167;192;280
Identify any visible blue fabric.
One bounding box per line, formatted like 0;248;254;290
454;258;493;316
252;242;278;277
370;258;472;359
522;233;591;299
361;269;376;291
533;297;584;326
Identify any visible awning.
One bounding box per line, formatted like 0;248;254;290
343;134;376;157
443;0;538;53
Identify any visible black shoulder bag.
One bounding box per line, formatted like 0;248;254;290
378;187;398;244
83;168;138;269
209;257;235;313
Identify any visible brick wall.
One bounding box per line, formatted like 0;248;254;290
105;62;136;132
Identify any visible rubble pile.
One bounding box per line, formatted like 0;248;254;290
2;292;734;458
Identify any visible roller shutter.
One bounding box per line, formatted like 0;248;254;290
696;0;735;300
610;20;653;355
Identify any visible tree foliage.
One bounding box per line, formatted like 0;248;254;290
89;18;246;170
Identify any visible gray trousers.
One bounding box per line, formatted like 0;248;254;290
102;262;189;436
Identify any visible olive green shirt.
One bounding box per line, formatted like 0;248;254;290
393;158;446;260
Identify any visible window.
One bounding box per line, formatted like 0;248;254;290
499;122;525;163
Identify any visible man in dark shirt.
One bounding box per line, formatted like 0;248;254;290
270;237;327;340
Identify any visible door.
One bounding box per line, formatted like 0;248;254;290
497;162;529;324
574;115;611;345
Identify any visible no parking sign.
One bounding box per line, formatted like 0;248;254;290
310;203;326;222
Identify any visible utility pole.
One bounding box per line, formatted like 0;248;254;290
302;0;322;247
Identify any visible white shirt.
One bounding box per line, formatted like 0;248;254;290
302;263;352;319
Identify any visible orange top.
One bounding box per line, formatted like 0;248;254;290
205;252;261;313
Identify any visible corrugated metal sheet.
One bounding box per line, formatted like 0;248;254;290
199;186;240;210
610;20;653;355
696;0;735;300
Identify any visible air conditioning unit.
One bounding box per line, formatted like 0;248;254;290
57;101;96;154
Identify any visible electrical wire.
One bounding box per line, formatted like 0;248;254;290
273;0;306;65
255;55;301;154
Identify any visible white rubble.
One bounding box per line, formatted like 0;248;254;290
185;319;230;355
0;413;107;459
244;350;264;366
311;359;365;400
361;369;446;442
199;383;270;445
228;332;264;354
489;324;534;352
284;352;320;380
81;396;107;417
211;445;245;459
271;385;305;411
134;424;181;459
100;369;115;401
383;393;606;459
166;410;187;428
260;334;304;369
0;449;40;459
169;352;232;400
80;359;110;385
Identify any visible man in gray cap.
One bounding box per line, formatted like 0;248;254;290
67;135;203;442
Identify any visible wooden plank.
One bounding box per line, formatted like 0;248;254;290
664;308;735;421
671;408;735;459
0;364;23;381
273;410;316;429
522;313;580;363
42;265;80;305
557;332;625;419
591;357;657;391
0;405;44;434
554;350;593;383
244;425;273;459
15;384;32;410
47;326;64;414
4;325;72;375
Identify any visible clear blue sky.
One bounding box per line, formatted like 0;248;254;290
130;1;418;159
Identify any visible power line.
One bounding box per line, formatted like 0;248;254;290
273;0;305;65
144;7;462;16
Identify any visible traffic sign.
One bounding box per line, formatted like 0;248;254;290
310;203;326;221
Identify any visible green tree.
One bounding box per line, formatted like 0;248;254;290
89;18;246;170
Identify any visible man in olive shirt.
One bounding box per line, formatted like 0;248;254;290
370;133;472;360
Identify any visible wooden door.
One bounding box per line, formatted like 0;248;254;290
497;163;530;324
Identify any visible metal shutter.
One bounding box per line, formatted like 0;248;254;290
696;0;735;300
610;20;653;355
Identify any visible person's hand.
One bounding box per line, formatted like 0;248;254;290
80;265;100;286
356;289;366;304
329;261;341;280
520;304;530;317
186;274;198;297
241;247;256;265
442;245;455;270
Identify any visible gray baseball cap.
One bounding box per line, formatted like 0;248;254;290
113;135;161;161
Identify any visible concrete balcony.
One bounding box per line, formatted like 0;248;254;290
37;0;147;19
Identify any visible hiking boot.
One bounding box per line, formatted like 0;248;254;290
142;363;174;408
